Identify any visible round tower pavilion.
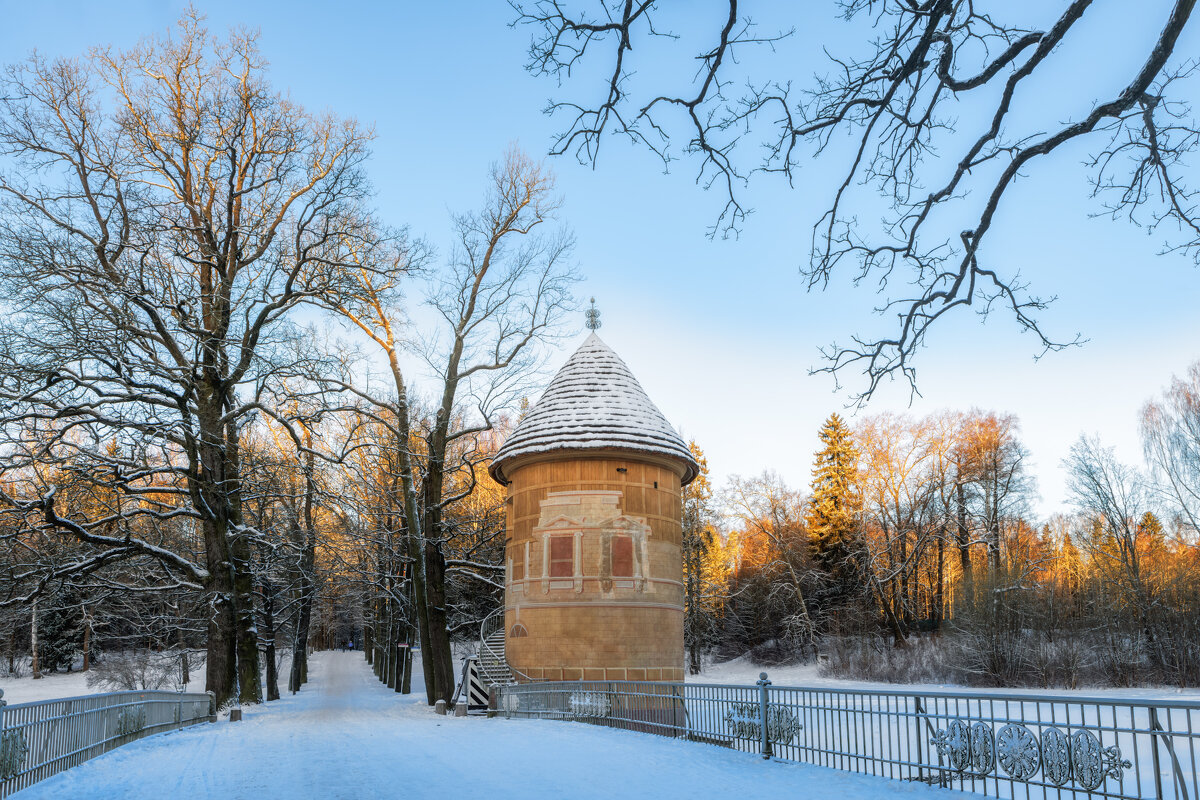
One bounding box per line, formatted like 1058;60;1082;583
489;333;698;682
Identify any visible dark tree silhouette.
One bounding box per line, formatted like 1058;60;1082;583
513;1;1199;400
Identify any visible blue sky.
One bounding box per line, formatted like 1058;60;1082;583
4;1;1198;517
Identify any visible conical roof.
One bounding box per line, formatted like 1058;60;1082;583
489;333;698;485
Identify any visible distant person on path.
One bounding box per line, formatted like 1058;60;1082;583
348;641;354;651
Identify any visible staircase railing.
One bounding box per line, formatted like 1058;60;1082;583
479;606;505;652
478;606;529;684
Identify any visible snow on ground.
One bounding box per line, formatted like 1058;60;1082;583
13;650;981;800
690;652;1200;701
0;669;95;705
0;659;204;705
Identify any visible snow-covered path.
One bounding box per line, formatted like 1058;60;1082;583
13;651;980;799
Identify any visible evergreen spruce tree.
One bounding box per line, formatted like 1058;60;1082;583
38;590;83;673
681;441;726;675
807;414;863;608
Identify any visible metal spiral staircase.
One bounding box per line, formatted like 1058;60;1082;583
476;608;517;686
451;607;529;710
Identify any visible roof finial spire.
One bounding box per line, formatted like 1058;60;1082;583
585;297;601;331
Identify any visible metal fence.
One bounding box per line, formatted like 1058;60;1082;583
496;676;1200;800
0;687;215;797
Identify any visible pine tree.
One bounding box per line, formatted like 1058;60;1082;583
37;590;83;673
807;414;863;605
681;441;726;675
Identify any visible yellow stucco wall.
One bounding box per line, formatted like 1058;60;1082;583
502;452;686;682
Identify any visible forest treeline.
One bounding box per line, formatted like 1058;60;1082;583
682;366;1200;688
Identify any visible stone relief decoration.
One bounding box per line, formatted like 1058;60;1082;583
0;729;28;781
569;691;612;718
722;702;802;746
930;718;1129;791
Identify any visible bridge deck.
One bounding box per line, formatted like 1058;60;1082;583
12;651;974;799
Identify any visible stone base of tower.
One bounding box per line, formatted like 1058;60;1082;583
506;604;684;682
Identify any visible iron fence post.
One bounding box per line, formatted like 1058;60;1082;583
1151;707;1164;800
757;672;772;760
914;696;925;785
608;682;615;730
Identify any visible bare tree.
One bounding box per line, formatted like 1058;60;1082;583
512;1;1199;400
1142;360;1200;535
1065;435;1165;671
0;14;375;706
326;147;576;703
724;472;819;655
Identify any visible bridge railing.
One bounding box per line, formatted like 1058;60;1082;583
496;676;1200;800
0;686;215;797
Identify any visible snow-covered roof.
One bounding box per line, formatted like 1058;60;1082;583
490;333;699;486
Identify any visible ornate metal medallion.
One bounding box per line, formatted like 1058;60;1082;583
724;702;761;741
931;718;971;772
764;706;802;745
996;724;1040;780
1039;726;1072;786
1070;729;1130;791
969;722;996;775
722;703;802;745
569;691;610;718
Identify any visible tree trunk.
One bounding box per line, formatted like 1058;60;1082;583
81;610;91;672
180;625;191;688
387;597;399;690
422;535;455;703
196;395;261;707
955;480;972;587
288;561;314;693
363;609;374;668
400;572;415;695
986;473;1001;574
287;446;318;694
380;351;434;703
933;532;945;630
232;535;261;703
31;599;41;679
261;575;280;701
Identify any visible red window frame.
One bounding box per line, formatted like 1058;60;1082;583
549;536;574;578
612;536;634;578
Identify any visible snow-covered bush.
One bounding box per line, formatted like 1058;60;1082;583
86;650;199;692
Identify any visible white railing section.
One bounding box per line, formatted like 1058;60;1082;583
496;676;1200;800
0;686;215;797
477;607;529;684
